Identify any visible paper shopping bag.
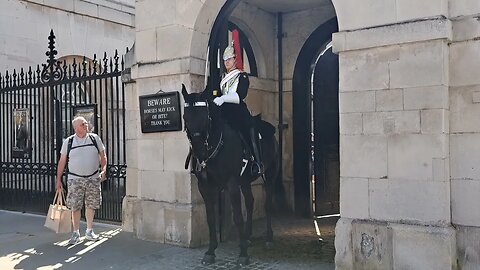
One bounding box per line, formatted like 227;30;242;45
44;190;72;233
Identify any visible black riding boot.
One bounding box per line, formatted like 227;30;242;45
249;127;264;176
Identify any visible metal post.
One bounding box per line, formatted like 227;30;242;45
277;13;285;204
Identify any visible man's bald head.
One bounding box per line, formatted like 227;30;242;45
72;116;87;129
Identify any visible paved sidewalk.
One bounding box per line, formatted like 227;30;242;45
0;210;335;270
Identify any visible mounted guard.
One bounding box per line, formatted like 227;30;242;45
182;83;281;266
212;43;264;176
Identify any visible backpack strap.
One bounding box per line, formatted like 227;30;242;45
88;134;100;153
66;136;74;176
68;170;98;178
67;134;100;156
65;134;101;178
67;136;74;159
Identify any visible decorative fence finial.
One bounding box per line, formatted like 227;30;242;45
40;29;64;83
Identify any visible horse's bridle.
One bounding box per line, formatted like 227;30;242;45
184;101;224;169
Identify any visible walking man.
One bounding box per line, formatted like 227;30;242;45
56;116;107;245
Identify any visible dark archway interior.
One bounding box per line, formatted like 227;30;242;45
312;47;339;216
292;17;338;217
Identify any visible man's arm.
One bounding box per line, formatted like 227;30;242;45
56;154;67;191
99;150;107;181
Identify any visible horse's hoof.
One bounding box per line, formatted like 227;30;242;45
265;241;274;249
201;254;215;265
237;256;250;266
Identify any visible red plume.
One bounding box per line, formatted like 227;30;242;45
232;29;243;70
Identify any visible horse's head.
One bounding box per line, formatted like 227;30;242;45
181;84;213;142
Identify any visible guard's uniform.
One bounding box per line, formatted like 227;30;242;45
215;44;264;175
220;69;251;133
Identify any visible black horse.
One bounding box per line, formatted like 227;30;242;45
181;84;280;265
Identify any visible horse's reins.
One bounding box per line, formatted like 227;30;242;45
184;101;224;169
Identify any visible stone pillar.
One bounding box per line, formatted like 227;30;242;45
449;2;480;268
332;0;456;268
121;0;220;247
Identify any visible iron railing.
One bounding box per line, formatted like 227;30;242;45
0;30;127;222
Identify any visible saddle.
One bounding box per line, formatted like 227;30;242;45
233;115;275;179
185;115;276;176
236;114;274;158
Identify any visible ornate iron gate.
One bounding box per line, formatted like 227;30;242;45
0;30;127;222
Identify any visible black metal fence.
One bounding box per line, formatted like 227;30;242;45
0;30;127;222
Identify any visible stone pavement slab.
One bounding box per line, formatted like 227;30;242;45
0;210;335;270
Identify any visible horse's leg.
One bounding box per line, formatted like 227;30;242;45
265;169;274;247
199;184;218;264
241;184;254;244
228;181;249;265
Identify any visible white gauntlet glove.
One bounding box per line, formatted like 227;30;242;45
213;97;225;106
213;92;240;106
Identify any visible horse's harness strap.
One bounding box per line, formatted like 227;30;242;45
197;131;223;169
184;101;207;107
184;100;223;170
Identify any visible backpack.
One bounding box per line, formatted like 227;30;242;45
66;134;100;178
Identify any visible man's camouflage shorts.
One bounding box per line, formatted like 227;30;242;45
66;177;102;211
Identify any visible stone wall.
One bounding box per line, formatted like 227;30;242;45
0;0;134;72
332;0;480;268
122;71;210;247
122;0;221;247
450;2;480;268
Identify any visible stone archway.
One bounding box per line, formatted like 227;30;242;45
126;0;344;248
292;17;338;217
189;0;280;240
190;0;239;92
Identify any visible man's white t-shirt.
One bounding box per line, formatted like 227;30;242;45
60;133;105;180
